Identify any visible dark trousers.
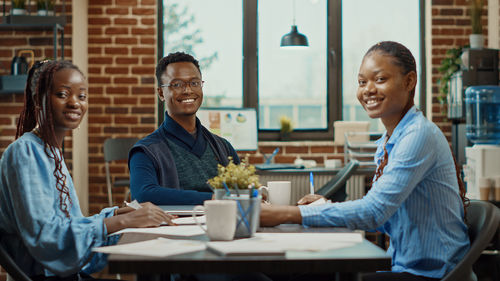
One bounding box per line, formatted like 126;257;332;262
362;272;440;281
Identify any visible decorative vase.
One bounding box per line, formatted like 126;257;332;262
11;8;26;15
469;34;484;49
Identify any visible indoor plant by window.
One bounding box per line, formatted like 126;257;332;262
279;115;293;141
469;0;484;49
11;0;27;15
36;0;55;16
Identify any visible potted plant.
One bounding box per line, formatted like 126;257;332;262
437;46;465;112
11;0;27;15
279;115;293;141
36;0;55;16
469;0;484;49
208;156;261;199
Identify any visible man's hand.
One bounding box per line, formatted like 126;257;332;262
259;204;302;227
297;194;326;205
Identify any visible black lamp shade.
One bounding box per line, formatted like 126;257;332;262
280;25;309;47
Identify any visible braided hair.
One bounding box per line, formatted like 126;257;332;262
16;60;83;218
366;41;468;217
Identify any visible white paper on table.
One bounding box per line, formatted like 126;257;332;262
93;237;206;257
110;225;205;237
207;232;362;256
172;215;206;225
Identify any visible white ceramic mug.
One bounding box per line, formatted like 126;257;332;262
259;181;291;205
192;200;237;241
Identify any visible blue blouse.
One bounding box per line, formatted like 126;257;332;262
299;107;470;278
0;132;119;277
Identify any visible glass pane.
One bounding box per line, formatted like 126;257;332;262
162;0;243;108
258;0;327;130
342;0;421;132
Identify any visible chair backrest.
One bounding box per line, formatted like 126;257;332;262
442;200;500;281
0;237;32;281
103;137;139;163
315;160;359;202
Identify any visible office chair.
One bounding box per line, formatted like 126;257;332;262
0;235;32;281
441;200;500;281
104;137;139;206
315;160;360;202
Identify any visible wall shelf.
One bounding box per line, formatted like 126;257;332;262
0;8;66;95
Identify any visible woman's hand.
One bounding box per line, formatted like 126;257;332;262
259;204;302;227
297;194;326;205
105;202;176;234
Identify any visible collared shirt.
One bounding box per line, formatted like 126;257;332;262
0;132;119;277
299;106;470;278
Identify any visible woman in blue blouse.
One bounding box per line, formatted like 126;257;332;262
0;60;174;280
260;41;470;281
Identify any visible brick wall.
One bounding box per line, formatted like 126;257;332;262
87;0;158;213
430;0;489;139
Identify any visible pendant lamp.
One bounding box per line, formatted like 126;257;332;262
280;0;309;48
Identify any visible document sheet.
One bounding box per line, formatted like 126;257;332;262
94;237;206;257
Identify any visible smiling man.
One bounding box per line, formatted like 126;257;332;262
128;52;240;205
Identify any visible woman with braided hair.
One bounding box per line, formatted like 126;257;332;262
0;60;174;281
260;41;470;281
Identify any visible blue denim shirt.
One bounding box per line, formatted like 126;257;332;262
0;132;119;277
299;107;470;278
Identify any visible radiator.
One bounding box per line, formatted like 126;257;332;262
258;174;367;204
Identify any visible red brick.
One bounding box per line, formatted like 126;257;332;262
106;87;130;95
114;77;138;84
105;107;129;114
132;8;155;15
311;146;335;153
88;17;111;25
284;146;308;154
141;57;156;64
131;126;155;134
131;27;155;35
140;37;156;45
140;97;155;104
141;18;155;25
88;37;112;44
105;27;129;35
88;7;103;15
114;97;139;105
89;57;113;64
105;47;129;55
131;47;154;55
105;67;129;75
104;126;129;133
116;37;138;45
116;0;138;6
132;67;153;75
89;77;111;84
114;18;138;25
106;8;129;15
141;0;155;5
116;57;139;64
114;116;138;124
89;0;112;5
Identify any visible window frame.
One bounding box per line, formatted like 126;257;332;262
157;0;426;141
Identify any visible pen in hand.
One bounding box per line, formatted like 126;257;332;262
309;172;315;195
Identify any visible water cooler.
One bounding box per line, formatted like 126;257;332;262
448;48;499;166
463;86;500;200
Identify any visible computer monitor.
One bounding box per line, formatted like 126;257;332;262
197;108;258;151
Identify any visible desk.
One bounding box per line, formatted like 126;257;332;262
107;225;390;275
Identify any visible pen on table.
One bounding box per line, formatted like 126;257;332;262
124;200;142;210
265;147;280;164
309;172;315;195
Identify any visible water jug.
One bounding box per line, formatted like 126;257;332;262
11;49;34;75
465;85;500;144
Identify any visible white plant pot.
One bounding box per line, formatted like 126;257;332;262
11;8;26;15
37;9;48;16
469;34;484;49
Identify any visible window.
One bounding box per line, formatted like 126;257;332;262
159;0;424;140
341;0;423;132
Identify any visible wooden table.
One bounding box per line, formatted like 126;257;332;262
107;224;391;275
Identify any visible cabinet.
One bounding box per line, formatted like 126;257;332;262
0;4;66;94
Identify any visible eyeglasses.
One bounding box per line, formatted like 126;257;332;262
160;80;205;91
